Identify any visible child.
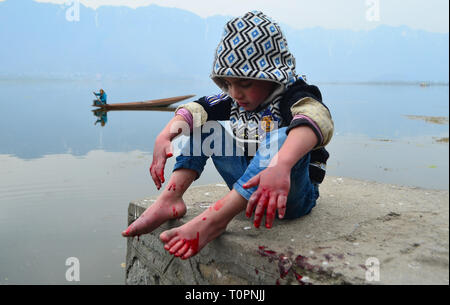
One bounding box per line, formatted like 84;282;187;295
122;11;334;260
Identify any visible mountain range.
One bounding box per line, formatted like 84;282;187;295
0;0;448;83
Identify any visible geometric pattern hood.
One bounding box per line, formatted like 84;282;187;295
211;11;299;91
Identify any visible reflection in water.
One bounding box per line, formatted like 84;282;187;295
0;149;221;284
93;109;108;126
0;150;151;284
91;106;178;127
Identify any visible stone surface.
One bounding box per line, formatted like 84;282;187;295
125;177;449;285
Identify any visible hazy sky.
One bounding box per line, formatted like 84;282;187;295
8;0;450;33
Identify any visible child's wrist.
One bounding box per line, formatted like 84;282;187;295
268;157;294;171
157;131;172;143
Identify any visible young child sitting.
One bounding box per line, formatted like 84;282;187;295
122;11;334;260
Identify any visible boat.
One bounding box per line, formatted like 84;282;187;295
92;106;178;113
92;94;195;110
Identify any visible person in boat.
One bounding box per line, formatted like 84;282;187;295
122;11;334;260
93;89;107;105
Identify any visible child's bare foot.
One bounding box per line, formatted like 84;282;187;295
122;193;186;238
122;169;197;238
159;209;227;260
122;196;186;237
160;190;247;259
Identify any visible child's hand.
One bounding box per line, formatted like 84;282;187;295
150;136;173;190
243;164;291;229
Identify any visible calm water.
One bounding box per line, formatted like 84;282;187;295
0;79;448;284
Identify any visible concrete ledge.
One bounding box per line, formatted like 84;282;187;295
125;176;449;285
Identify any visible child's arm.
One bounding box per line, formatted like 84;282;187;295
243;125;317;228
150;115;190;190
150;94;232;189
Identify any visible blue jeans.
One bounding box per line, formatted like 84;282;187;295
173;124;319;219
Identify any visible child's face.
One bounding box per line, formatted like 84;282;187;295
223;78;276;111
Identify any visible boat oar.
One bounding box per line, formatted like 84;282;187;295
92;91;102;105
92;94;195;109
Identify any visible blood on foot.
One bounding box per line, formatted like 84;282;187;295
181;232;200;259
172;206;179;218
168;183;176;191
189;232;200;253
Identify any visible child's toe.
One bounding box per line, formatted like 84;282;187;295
182;248;196;260
169;239;184;254
175;243;190;257
159;228;177;242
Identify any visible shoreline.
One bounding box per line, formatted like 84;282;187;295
0;76;448;87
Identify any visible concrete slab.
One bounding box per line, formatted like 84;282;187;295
125;176;449;285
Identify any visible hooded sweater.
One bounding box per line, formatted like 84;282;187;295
176;11;334;183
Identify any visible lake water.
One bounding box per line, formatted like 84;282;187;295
0;78;448;284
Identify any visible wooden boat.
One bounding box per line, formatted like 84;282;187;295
92;106;178;113
92;94;195;110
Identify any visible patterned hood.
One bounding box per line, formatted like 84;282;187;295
211;11;299;91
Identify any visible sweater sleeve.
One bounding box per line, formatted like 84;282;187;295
286;97;334;149
175;102;208;128
175;93;232;128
